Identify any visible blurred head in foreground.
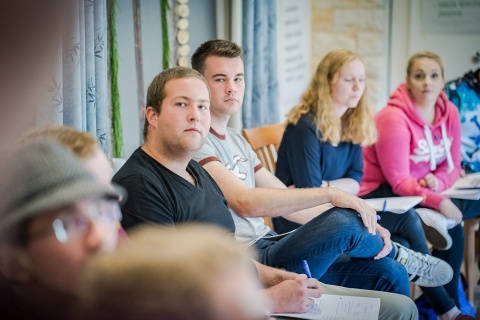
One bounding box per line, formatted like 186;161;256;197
0;140;124;318
20;124;113;186
79;224;270;320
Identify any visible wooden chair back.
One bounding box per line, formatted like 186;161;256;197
242;123;286;231
242;122;286;174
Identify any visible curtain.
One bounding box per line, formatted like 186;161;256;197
38;0;110;154
242;0;279;128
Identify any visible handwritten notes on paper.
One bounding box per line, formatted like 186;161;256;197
273;294;380;320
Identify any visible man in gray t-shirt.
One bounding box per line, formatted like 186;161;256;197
191;39;452;296
194;126;268;246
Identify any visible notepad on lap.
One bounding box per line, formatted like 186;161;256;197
364;196;423;214
272;294;380;320
441;173;480;200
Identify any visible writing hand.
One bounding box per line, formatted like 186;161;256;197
264;278;323;314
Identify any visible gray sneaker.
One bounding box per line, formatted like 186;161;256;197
393;242;453;287
416;208;453;250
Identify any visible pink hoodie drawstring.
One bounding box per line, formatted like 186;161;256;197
423;123;454;173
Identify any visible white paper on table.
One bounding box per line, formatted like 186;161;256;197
272;294;380;320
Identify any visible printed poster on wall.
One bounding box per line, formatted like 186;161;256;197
422;0;480;33
276;0;311;120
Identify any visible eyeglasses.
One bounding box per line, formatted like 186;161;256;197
30;198;122;243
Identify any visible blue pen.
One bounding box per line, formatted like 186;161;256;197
302;260;312;278
382;199;388;212
357;213;381;220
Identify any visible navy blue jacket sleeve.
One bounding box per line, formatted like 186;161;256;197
276;118;323;188
276;115;364;188
344;144;363;183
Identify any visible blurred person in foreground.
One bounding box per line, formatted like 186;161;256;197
20;124;128;241
20;124;113;186
79;224;270;320
0;141;124;319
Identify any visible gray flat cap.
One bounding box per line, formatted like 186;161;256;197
0;140;125;231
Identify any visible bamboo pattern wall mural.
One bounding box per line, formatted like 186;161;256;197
107;0;123;158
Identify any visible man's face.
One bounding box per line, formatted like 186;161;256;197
153;77;210;155
202;56;245;118
24;197;120;295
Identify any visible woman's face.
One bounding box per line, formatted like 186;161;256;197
406;57;444;106
330;58;365;116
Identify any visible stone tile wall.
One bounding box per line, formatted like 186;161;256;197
311;0;388;110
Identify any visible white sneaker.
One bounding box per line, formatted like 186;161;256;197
416;208;453;250
393;242;453;287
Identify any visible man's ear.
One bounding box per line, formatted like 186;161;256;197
145;106;158;130
0;245;33;284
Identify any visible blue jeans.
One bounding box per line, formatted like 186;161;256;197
453;197;480;220
319;257;410;294
363;184;459;315
254;207;411;296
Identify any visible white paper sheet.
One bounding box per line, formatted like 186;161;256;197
364;196;423;214
441;173;480;200
272;294;380;320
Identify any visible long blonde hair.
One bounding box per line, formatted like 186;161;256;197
287;49;377;146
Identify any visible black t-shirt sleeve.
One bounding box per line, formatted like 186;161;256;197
113;149;235;233
117;173;176;231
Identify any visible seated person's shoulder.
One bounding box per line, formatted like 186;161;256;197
297;113;315;125
113;148;157;184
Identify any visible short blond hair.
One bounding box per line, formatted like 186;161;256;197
20;124;98;159
79;224;258;320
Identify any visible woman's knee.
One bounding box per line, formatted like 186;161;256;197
404;209;424;231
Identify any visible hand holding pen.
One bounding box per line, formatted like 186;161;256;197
302;260;312;278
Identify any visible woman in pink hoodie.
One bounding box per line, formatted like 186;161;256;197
360;51;479;320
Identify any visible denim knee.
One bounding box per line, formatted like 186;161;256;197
375;259;411;296
320;259;411;296
403;209;424;232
